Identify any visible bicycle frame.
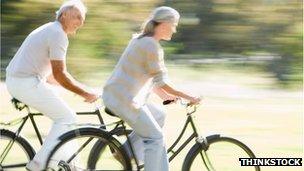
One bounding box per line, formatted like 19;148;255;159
72;106;201;170
48;105;202;170
0;105;105;167
167;112;199;162
119;107;201;169
120;110;201;170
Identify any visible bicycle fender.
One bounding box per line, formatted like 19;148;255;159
58;127;112;141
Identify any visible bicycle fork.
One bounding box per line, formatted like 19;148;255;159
196;136;215;171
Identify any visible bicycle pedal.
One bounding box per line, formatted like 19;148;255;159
58;161;71;171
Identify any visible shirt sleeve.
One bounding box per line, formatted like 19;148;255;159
48;31;68;60
146;43;170;87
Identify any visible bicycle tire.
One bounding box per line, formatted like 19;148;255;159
45;127;132;171
0;129;35;170
87;127;132;169
182;135;260;171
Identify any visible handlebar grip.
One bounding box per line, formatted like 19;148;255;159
163;100;174;105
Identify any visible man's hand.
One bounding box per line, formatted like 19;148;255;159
46;74;60;85
81;92;99;103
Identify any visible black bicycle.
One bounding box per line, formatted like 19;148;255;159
0;98;106;170
45;99;261;171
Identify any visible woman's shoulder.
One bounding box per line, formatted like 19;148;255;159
138;36;157;44
135;36;159;51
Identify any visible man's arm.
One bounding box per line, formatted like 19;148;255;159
51;60;98;102
46;74;60;85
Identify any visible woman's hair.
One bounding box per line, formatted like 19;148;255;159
56;0;87;20
138;6;180;39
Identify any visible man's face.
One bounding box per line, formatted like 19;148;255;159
61;8;85;34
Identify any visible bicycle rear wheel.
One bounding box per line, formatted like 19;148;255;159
182;135;260;171
45;127;132;171
87;127;132;170
0;129;35;170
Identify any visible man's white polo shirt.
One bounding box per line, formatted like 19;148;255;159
6;21;68;79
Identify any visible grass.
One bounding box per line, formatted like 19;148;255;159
0;65;303;171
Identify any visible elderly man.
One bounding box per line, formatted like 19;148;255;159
5;0;98;170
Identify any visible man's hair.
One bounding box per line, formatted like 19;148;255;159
56;0;87;20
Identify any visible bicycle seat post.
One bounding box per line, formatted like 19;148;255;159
121;122;141;170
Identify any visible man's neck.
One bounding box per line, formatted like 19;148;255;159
57;20;69;34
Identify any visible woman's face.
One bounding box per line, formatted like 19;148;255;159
156;22;178;41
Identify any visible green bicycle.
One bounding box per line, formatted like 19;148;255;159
45;99;261;171
0;98;106;170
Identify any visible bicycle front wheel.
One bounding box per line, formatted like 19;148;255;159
45;127;132;171
0;129;35;170
182;135;260;171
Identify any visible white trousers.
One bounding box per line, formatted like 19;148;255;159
123;103;166;164
103;99;169;171
6;76;77;169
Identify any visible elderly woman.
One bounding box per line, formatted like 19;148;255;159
102;6;201;171
6;0;98;170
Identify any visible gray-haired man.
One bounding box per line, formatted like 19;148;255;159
5;0;98;170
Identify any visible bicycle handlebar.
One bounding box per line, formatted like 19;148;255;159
163;98;202;115
163;98;200;107
163;100;175;105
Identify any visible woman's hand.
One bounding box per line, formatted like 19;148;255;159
159;84;201;106
164;94;179;102
188;96;201;106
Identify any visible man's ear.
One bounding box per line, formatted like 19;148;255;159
60;12;67;20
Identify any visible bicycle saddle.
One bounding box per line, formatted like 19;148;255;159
11;98;29;111
104;107;118;117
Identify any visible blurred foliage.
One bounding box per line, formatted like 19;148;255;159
167;0;302;87
1;0;157;79
1;0;303;88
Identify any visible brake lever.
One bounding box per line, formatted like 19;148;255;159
163;100;174;105
162;98;200;115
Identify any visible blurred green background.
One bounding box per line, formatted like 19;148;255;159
0;0;303;171
1;0;302;88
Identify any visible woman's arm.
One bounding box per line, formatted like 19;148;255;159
153;86;177;101
159;84;201;105
143;40;200;104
